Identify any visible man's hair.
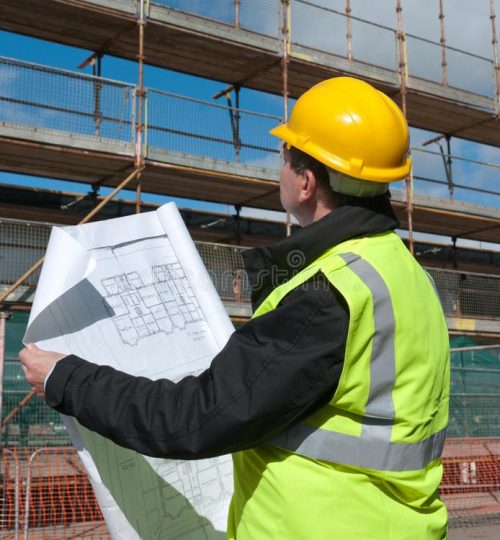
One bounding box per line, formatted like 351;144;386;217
286;145;391;209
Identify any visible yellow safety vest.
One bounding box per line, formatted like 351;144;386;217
228;231;450;540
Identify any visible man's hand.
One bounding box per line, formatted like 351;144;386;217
19;344;66;397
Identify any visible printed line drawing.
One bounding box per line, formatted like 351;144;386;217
102;263;204;346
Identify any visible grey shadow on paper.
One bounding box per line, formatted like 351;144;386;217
77;423;227;540
25;278;114;344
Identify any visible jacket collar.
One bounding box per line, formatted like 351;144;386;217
242;199;399;311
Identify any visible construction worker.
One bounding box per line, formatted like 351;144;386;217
20;77;450;539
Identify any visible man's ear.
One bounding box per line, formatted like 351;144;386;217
299;169;317;202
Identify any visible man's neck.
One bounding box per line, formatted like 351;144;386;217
297;204;334;227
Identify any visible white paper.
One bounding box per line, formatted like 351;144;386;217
24;203;234;540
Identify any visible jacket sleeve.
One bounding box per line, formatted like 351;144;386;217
45;273;349;460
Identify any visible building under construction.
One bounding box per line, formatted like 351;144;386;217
0;0;499;538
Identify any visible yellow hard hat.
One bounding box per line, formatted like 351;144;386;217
270;77;411;182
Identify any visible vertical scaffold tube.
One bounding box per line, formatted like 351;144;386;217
346;0;353;61
490;0;500;114
135;0;146;211
439;0;448;86
136;0;146;170
396;0;414;254
234;0;240;30
282;0;292;236
0;312;8;432
136;172;143;214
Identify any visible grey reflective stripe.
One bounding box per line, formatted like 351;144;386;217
270;252;441;471
271;424;446;472
340;253;396;441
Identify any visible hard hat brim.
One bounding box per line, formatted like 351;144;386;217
270;123;412;183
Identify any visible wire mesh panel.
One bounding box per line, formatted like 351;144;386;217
0;218;49;306
406;34;445;85
291;0;351;59
446;48;495;98
238;0;280;38
349;17;397;71
147;89;281;167
195;242;250;304
194;241;500;323
411;146;500;206
410;147;456;201
0;218;51;294
153;0;281;37
0;448;21;537
291;1;398;72
411;148;500;208
0;57;135;144
151;0;236;25
442;346;500;528
2;219;500;321
428;268;500;320
406;36;495;98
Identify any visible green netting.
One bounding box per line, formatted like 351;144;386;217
4;311;29;358
2;311;70;447
448;337;500;438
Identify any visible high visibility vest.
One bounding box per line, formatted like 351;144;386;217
228;231;450;540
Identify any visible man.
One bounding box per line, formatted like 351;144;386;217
20;77;450;539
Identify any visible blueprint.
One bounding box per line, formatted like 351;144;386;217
24;203;235;539
102;261;204;347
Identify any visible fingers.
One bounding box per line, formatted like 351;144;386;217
18;345;66;401
19;347;29;366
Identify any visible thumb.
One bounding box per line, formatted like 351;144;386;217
26;343;40;352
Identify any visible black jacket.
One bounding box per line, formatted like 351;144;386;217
46;199;399;459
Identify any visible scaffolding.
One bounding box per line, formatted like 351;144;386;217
0;2;499;246
1;0;500;536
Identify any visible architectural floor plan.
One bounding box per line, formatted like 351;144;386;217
103;262;204;347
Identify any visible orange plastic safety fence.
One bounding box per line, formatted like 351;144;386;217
1;447;110;539
441;437;500;527
2;441;500;537
1;448;21;536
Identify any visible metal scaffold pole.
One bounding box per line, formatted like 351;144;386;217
0;312;10;432
396;0;414;255
234;0;240;30
346;0;353;61
490;0;500;115
282;0;292;237
135;0;147;213
438;0;448;86
136;173;143;214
